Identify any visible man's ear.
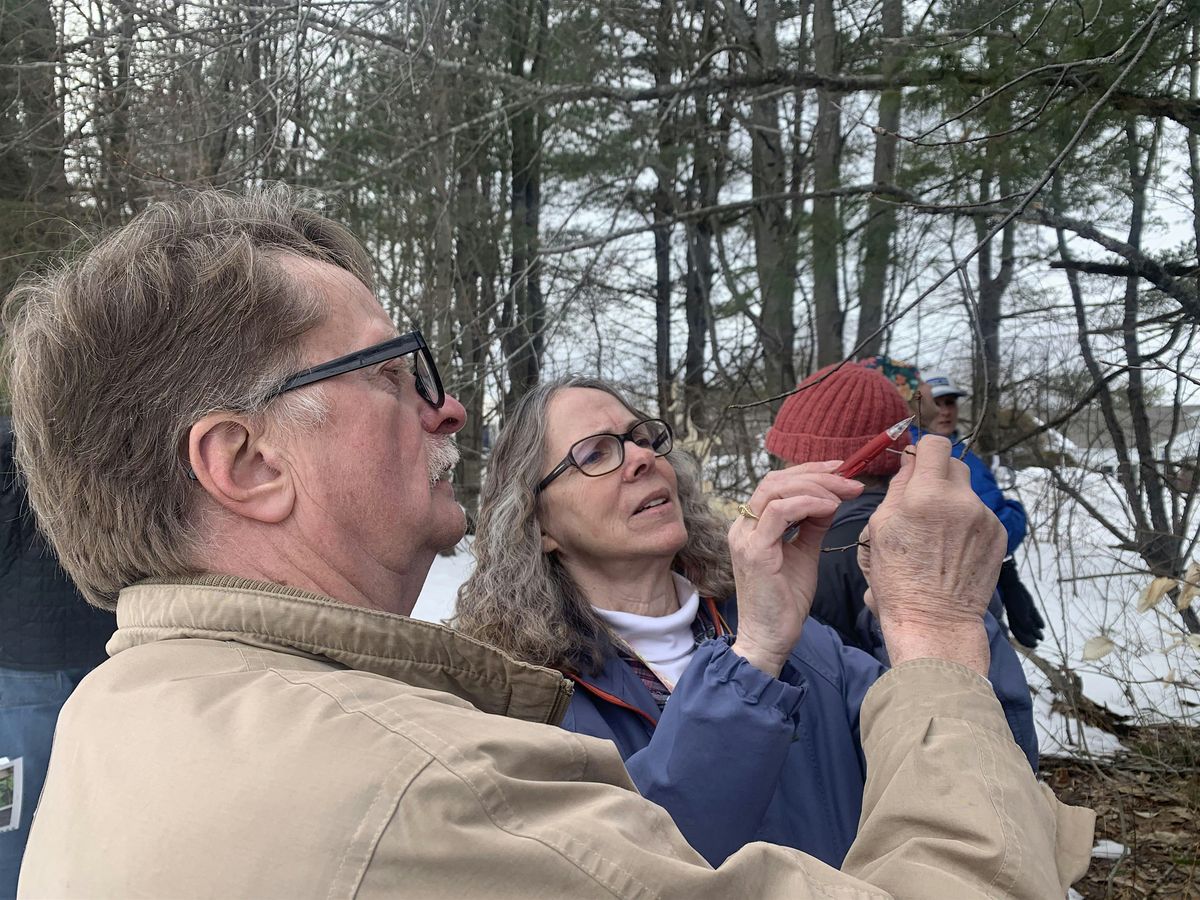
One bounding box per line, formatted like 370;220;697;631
187;414;295;524
540;530;560;554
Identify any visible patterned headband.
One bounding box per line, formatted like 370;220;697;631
859;355;921;402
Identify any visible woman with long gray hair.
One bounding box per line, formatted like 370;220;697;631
454;375;1034;868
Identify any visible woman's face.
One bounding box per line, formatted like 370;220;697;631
537;388;689;573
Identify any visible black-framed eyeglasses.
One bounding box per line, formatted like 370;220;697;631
536;418;673;494
265;329;445;409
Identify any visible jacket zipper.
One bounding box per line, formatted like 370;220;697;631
545;677;575;725
559;598;727;731
568;676;660;729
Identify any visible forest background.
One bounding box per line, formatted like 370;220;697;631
1;0;1199;894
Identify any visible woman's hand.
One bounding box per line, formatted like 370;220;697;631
728;462;863;677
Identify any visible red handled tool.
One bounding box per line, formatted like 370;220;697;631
780;415;914;544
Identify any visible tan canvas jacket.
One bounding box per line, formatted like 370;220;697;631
19;577;1093;899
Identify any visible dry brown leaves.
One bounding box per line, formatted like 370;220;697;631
1043;732;1200;899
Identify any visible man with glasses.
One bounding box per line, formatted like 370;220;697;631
9;188;1088;897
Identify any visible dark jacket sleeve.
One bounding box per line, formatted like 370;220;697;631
811;518;873;651
982;610;1039;770
0;418;114;669
620;638;808;867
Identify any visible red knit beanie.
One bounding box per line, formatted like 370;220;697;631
764;362;913;475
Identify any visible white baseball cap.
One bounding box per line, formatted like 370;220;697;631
923;370;968;399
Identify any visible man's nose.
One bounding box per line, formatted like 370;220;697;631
421;392;467;435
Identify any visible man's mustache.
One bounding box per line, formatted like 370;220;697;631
427;436;460;485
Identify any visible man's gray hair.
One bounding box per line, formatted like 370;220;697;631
2;186;374;608
452;376;735;675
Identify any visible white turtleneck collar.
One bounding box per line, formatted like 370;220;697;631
592;573;700;690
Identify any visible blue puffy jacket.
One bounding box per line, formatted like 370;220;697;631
561;600;1038;868
910;426;1027;555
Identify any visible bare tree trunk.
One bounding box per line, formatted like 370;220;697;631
450;6;502;527
245;4;280;180
969;37;1015;456
24;0;69;198
1190;26;1200;267
1053;175;1142;529
653;194;672;422
856;0;901;357
725;0;797;403
680;1;725;434
453;167;490;528
653;0;675;425
427;74;456;374
0;0;72;299
0;0;70;197
683;113;722;433
970;174;1012;455
452;161;499;530
811;0;842;366
195;27;237;185
1120;121;1197;632
0;3;23;199
502;0;548;414
95;0;137;221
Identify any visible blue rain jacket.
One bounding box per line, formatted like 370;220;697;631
562;601;1037;868
911;426;1028;555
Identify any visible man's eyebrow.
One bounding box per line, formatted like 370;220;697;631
378;354;414;370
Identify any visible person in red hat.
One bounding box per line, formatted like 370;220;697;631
765;363;1034;760
765;362;912;648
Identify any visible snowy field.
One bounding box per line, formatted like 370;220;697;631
1010;467;1200;756
410;538;471;625
412;470;1200;760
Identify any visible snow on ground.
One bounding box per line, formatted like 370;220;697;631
411;468;1200;759
410;537;473;624
1090;840;1129;861
1012;466;1200;755
1030;691;1126;758
1028;415;1082;458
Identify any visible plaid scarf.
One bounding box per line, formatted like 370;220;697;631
616;600;723;712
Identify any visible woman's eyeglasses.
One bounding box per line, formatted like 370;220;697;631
536;418;673;494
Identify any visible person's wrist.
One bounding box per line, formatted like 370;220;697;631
730;633;789;678
878;616;990;676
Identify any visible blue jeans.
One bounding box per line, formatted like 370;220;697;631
0;667;91;899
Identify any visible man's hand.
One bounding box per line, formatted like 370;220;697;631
729;462;863;677
861;436;1006;676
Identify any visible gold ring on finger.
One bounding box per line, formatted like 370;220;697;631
737;503;760;522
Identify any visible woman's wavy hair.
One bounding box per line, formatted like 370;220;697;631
452;376;734;675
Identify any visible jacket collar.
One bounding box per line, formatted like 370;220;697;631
110;575;574;725
573;597;732;727
573;652;665;727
